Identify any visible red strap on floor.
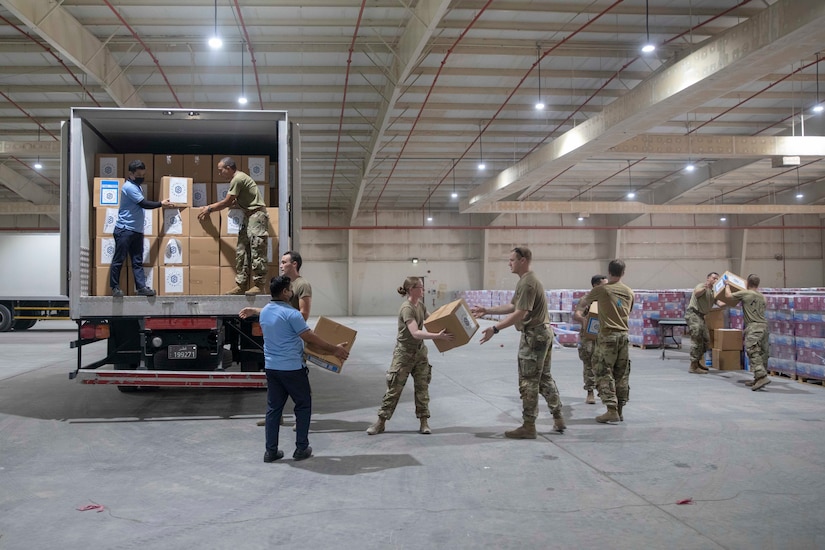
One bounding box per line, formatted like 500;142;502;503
676;498;694;505
76;503;105;512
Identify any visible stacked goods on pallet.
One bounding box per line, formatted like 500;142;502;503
628;293;662;348
793;295;825;382
766;295;796;377
457;290;492;312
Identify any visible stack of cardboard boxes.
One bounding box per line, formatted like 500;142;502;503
91;153;278;296
713;328;744;370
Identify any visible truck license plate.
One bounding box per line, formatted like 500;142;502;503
168;344;197;359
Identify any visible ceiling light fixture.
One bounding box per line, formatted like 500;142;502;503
451;159;458;199
238;41;248;105
626;160;636;199
814;52;823;114
411;257;419;264
641;0;656;53
477;121;485;170
33;127;42;170
535;44;545;111
208;0;222;49
795;167;804;199
719;215;727;222
426;187;433;222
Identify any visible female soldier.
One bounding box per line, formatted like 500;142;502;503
366;277;453;435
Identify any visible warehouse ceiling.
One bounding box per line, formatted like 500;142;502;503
0;0;824;227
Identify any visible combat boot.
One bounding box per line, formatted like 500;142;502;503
245;284;264;296
224;285;246;296
419;418;431;434
504;421;537;439
689;361;709;374
617;402;624;422
585;390;596;404
751;376;771;391
552;413;566;433
596;407;621;423
366;417;385;435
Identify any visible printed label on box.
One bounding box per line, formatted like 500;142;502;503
192;183;208;207
455;302;477;338
99;180;120;206
99;157;119;178
100;237;115;264
216;184;231;202
164;267;185;293
163;208;184;234
247;157;267;181
305;354;340;373
142;209;154;235
102;208;118;234
586;316;600;336
163;238;184;264
168;177;189;203
226;208;243;235
142;238;151;264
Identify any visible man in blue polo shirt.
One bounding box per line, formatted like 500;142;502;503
109;159;171;297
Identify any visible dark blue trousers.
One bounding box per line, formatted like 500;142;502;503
265;367;312;453
110;227;147;290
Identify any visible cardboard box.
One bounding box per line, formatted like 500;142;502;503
95;154;122;178
705;308;725;348
192;183;212;207
712;349;742;371
183;154;212;183
713;271;748;301
583;301;600;341
124;154;154;183
243;155;269;183
96;237;116;266
95;207;119;236
160;207;189;236
189;236;220;266
269;186;279;207
219;237;238;267
159;266;189;296
94;266;127;296
189;266;220;295
160;176;193;207
220;266;238;294
190;210;220;238
221;208;245;236
266;207;279;238
714;328;743;350
93;178;122;207
160;236;189;265
141;237;159;266
126;266;155;296
304;317;356;374
214;183;231;204
423;298;479;353
154;154;183;177
143;208;158;237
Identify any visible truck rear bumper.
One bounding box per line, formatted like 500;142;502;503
73;369;267;388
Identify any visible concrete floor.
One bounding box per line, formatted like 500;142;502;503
1;317;824;550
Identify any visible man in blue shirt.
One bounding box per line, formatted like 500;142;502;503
109;159;171;297
240;276;350;462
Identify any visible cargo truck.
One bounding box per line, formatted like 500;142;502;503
62;108;301;390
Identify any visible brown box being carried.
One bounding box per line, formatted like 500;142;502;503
423;298;479;353
714;328;743;351
583;301;600;341
160;176;193;207
304;317;356;374
712;349;742;370
713;271;748;301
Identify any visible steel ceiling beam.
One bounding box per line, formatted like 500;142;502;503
347;0;452;224
460;0;825;213
0;164;58;221
466;201;825;216
605;134;825;159
0;141;61;157
0;0;144;108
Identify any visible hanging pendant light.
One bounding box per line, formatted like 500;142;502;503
813;52;823;113
626;160;635;199
641;0;655;53
208;0;222;49
451;159;458;199
477;121;485;170
33;127;43;170
535;44;544;110
238;41;248;105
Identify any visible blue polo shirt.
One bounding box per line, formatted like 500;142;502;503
259;300;309;371
115;179;146;232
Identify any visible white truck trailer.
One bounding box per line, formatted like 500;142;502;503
61;108;301;390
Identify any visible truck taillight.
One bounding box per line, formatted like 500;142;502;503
252;322;262;336
80;322;109;340
95;324;110;339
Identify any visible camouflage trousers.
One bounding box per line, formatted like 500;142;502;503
377;345;431;420
745;322;769;379
517;324;562;423
235;210;269;287
593;331;631;408
578;337;596;391
685;308;710;364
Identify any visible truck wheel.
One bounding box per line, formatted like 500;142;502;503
0;304;12;332
12;319;37;331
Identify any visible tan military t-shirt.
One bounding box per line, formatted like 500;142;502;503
396;300;427;351
730;289;767;326
581;282;634;332
687;283;714;315
289;276;312;311
227;170;266;211
511;271;550;331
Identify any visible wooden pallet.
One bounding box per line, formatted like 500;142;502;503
768;370;797;380
797;376;824;387
631;343;658;350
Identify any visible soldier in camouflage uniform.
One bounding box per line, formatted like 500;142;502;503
472;247;565;438
576;259;634;424
574;274;608;404
722;274;771;391
685;272;721;373
366;277;453;436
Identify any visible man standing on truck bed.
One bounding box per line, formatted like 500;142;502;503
110;159;171;298
198;157;269;296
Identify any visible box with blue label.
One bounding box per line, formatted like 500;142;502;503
304;316;356;374
713;271;747;301
423;298;479;352
583;301;599;340
93;178;123;207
